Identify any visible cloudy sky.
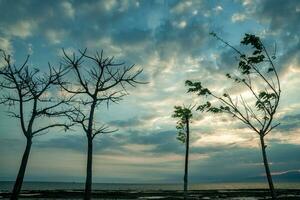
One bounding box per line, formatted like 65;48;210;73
0;0;300;184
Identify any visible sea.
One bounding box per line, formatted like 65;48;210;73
1;181;300;191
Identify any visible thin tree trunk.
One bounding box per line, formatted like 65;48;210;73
183;118;190;200
11;137;32;200
260;135;276;199
84;137;93;200
84;102;96;200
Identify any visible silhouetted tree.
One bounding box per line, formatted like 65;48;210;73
60;49;143;200
172;105;193;200
186;33;280;199
0;50;73;200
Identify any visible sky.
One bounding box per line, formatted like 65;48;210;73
0;0;300;184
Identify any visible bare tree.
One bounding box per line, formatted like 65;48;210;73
60;49;144;200
172;105;193;200
0;50;74;199
185;33;280;199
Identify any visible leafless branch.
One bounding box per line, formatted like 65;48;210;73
0;49;74;138
60;48;145;139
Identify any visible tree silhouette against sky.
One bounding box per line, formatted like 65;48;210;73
0;50;73;199
186;33;281;199
173;105;193;200
59;49;144;200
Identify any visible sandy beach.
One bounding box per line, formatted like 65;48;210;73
1;189;300;199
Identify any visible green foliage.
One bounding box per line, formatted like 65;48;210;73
172;106;193;121
237;34;267;74
185;80;211;96
172;106;192;143
186;32;280;138
196;101;231;114
207;107;222;113
241;34;263;50
238;60;251;74
255;91;277;110
248;54;265;64
196;101;211;111
176;122;186;143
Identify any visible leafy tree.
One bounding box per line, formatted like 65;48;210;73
0;50;73;199
60;49;144;200
172;105;193;200
186;33;280;199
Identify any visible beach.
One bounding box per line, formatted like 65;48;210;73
1;189;300;199
1;182;300;199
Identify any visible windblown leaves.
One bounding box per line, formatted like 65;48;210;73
172;106;192;144
238;34;266;74
186;33;281;136
176;122;186;143
241;34;263;51
185;80;211;96
255;91;277;111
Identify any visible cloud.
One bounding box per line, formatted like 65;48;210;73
255;0;299;34
277;114;300;132
61;1;75;19
214;5;223;13
240;0;254;7
171;1;193;14
173;20;187;29
108;114;156;129
248;0;300;72
0;37;12;53
231;13;247;22
5;20;37;38
44;29;68;44
103;0;117;11
192;130;258;149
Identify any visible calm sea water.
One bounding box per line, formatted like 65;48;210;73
1;181;300;191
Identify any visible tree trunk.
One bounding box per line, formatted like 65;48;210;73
183;118;190;200
260;135;276;199
11;138;32;200
84;137;93;200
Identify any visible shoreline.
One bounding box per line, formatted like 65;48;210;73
1;189;300;199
